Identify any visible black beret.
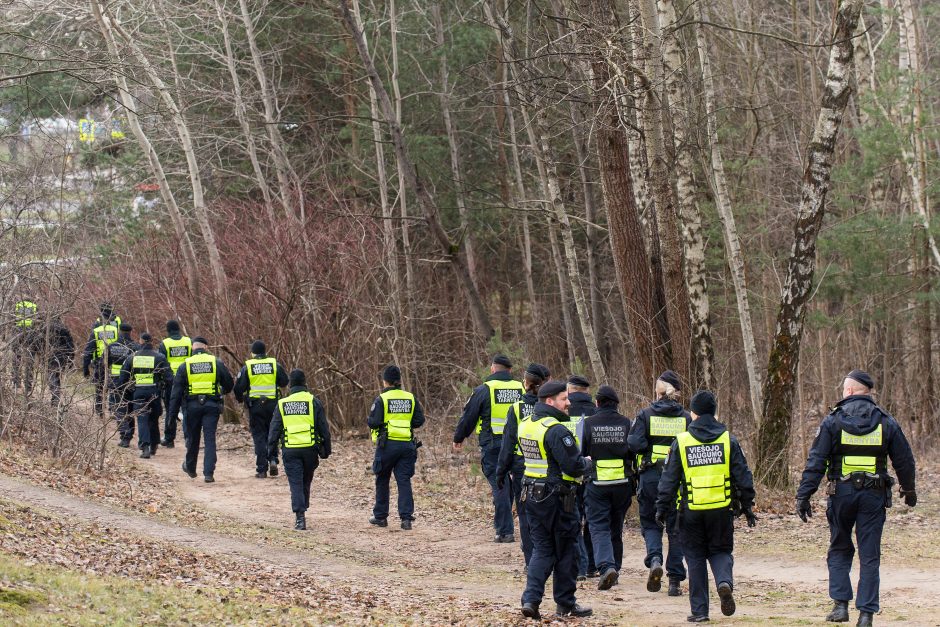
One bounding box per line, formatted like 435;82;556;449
166;319;181;333
596;385;620;404
140;332;152;343
525;363;551;380
658;370;682;391
288;369;306;387
538;380;567;399
119;322;132;332
568;375;591;388
492;354;513;369
192;336;209;345
846;369;874;390
251;340;266;355
690;390;717;416
99;302;113;314
382;364;402;384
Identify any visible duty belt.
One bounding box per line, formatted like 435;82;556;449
839;472;889;489
639;459;665;473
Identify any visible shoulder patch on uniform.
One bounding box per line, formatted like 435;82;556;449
814;425;821;438
563;435;575;448
370;401;377;413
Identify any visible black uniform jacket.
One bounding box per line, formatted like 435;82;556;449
655;413;754;514
268;385;332;458
117;345;172;396
567;392;596;419
167;349;234;418
528;403;591;485
453;370;518;446
367;386;426;433
627;398;691;457
233;355;289;404
581;406;633;482
796;394;916;500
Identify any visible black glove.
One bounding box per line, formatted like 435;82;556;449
900;489;917;507
744;508;757;528
654;509;667;527
83;368;90;378
796;497;812;523
496;474;506;491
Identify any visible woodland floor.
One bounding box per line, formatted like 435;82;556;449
0;417;938;626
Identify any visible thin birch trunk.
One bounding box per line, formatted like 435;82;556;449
104;5;227;297
212;0;276;224
432;4;478;289
341;0;495;339
90;0;200;296
757;0;864;489
695;0;762;426
237;0;303;220
659;0;713;388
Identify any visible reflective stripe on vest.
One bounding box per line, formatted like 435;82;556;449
185;353;218;395
676;431;731;510
594;459;628;484
93;324;118;359
839;424;884;476
278;391;317;448
162;336;192;374
245;358;278;399
372;389;416;443
132;355;156;386
478;379;525;435
638;414;687;467
518;417;558;479
14;301;37;327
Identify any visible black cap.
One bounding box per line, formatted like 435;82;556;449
251;340;266;355
846;369;874;390
492;354;513;369
525;363;551;380
288;368;306;387
99;302;113;315
166;319;181;333
382;364;402;384
690;390;717;416
658;370;682;391
568;375;590;388
596;385;620;405
119;322;132;332
538;380;567;399
141;332;152;343
192;336;208;345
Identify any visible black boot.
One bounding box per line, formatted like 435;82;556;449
668;579;682;596
826;600;850;623
856;612;873;627
556;603;592;618
598;567;618;590
647;557;664;592
717;582;736;616
521;603;540;620
369;516;388;527
269;461;278;476
139;447;151;459
294;513;306;530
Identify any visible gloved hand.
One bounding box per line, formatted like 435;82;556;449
83;368;90;379
796;497;812;522
900;489;917;507
654;509;667;527
744;508;757;528
496;474;506;491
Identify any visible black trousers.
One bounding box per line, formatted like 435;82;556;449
247;398;278;474
283;447;319;513
133;392;162;448
522;486;580;609
183;402;221;478
681;508;735;617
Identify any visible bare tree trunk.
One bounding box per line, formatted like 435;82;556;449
212;0;276;224
634;0;691;383
695;0;762;426
341;0;495;340
237;0;304;220
757;0;864;489
432;4;478;290
90;0;200;296
103;4;227;297
548;217;579;367
659;0;713;388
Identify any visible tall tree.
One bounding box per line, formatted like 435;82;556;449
757;0;865;488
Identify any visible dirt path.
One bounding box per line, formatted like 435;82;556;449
3;436;939;625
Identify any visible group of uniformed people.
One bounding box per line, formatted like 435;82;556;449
10;298;918;625
454;354;916;625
